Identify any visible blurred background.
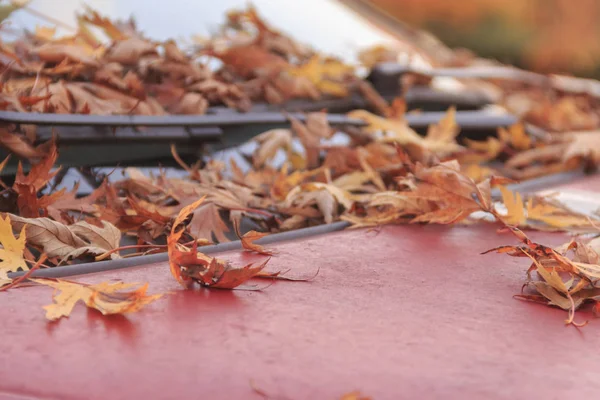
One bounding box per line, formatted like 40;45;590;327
358;0;600;77
3;0;600;76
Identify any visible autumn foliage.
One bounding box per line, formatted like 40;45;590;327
0;5;599;326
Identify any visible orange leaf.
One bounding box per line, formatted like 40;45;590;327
168;196;206;285
234;220;272;255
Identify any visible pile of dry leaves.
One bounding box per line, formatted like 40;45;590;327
0;5;371;117
0;5;600;326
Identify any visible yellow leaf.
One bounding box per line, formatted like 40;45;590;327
288;56;353;97
498;187;526;226
521;252;568;294
348;110;424;144
34;26;56;41
0;214;28;280
525;198;595;229
498;123;531;150
424;106;458;144
462;163;494;182
462;136;503;163
32;278;163;321
348;109;462;156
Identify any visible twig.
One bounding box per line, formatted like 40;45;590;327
1;255;47;291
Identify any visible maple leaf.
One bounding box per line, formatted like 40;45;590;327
46;182;101;222
251;129;293;168
234;220;273;255
0;128;50;160
498;123;532;151
526;198;597;229
484;227;599;326
285;182;354;224
496;187;598;230
11;141;62;218
347;108;463;158
403;161;493;224
168;197;270;289
0;214;28;280
497;186;525;226
168;197;206;286
188;202;231;243
423;106;459;148
32;278;162;321
14;140;59;191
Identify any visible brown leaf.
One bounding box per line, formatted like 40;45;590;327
5;214;119;261
0;128;48;160
188;202;230;243
14;141;59;192
70;220;121;253
106;38;157;65
169;92;208;115
33;43;100;67
215;44;289;79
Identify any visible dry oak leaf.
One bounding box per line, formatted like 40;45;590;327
0;214;28;280
32;278;162;321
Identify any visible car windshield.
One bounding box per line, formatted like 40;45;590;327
7;0;395;62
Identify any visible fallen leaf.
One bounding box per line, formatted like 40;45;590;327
168;196;270;289
234;221;272;255
188;202;230;243
251;129;293;168
498;123;532;151
0;214;28;280
5;214;119;261
288;56;353;97
497;186;525;226
32;278;162;321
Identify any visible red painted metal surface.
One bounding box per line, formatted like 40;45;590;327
2;174;600;400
